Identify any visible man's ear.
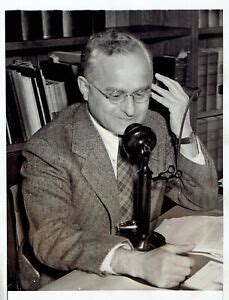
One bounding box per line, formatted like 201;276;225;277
77;76;89;101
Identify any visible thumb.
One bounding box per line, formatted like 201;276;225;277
162;243;195;254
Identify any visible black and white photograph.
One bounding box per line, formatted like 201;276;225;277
1;3;227;300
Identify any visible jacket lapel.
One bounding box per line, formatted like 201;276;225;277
71;104;120;231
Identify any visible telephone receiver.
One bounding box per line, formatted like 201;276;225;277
122;123;156;164
117;123;166;251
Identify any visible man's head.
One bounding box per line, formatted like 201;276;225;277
78;30;153;136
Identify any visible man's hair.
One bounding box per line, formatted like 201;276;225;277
81;30;153;80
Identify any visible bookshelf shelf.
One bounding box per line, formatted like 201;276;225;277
6;26;191;52
199;26;223;38
197;109;223;119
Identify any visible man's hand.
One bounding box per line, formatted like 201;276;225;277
151;73;192;138
111;243;195;288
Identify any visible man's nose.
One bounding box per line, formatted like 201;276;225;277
121;95;135;116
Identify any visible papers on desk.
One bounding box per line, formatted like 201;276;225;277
155;216;223;262
182;261;223;290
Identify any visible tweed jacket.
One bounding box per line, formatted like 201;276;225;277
21;103;218;274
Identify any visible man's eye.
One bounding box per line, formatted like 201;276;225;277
134;90;145;97
110;91;123;98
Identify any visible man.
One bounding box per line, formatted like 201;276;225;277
21;30;218;288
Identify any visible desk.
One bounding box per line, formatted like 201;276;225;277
40;203;223;291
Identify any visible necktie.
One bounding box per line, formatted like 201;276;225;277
117;141;134;223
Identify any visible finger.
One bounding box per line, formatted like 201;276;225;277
168;253;195;270
150;91;166;105
167;281;181;288
172;265;192;276
155;73;184;94
162;243;195;254
151;83;170;98
170;274;187;283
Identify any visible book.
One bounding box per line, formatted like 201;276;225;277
198;48;223;113
219;10;223;26
62;10;105;37
6;69;27;143
206;116;219;169
7;64;50;126
43;80;56;120
216;48;223;110
40;60;82;104
206;50;218;112
196;118;207;147
41;10;63;39
5;10;23;42
45;79;68;114
6;118;13;145
10;70;42;139
153;54;188;87
20;10;43;41
197;51;208;113
49;51;81;65
54;81;68;111
62;11;73;38
114;11;130;27
217;115;223;176
208;10;220;27
198;10;209;28
61;10;93;37
92;11;106;33
199;49;218;113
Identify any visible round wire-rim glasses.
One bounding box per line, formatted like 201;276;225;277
88;81;151;104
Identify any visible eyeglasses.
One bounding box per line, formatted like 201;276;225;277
88;81;151;104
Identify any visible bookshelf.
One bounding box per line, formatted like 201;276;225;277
6;26;190;53
6;13;223;172
6;10;223;171
195;9;223;179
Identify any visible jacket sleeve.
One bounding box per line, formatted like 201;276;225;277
164;132;219;210
21;138;128;274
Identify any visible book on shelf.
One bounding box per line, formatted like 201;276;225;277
217;115;223;176
216;48;223;110
6;10;106;42
41;10;63;39
153;51;188;87
197;48;223;114
198;9;222;28
49;51;81;65
40;59;82;104
6;62;54;143
196;118;208;146
20;10;43;41
62;10;105;38
197;51;208;113
5;10;24;42
6;119;12;145
206;50;218;113
8;68;42;139
208;10;220;27
206;116;220;171
198;10;209;28
196;115;222;175
6;59;84;145
6;69;27;144
44;79;68;120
